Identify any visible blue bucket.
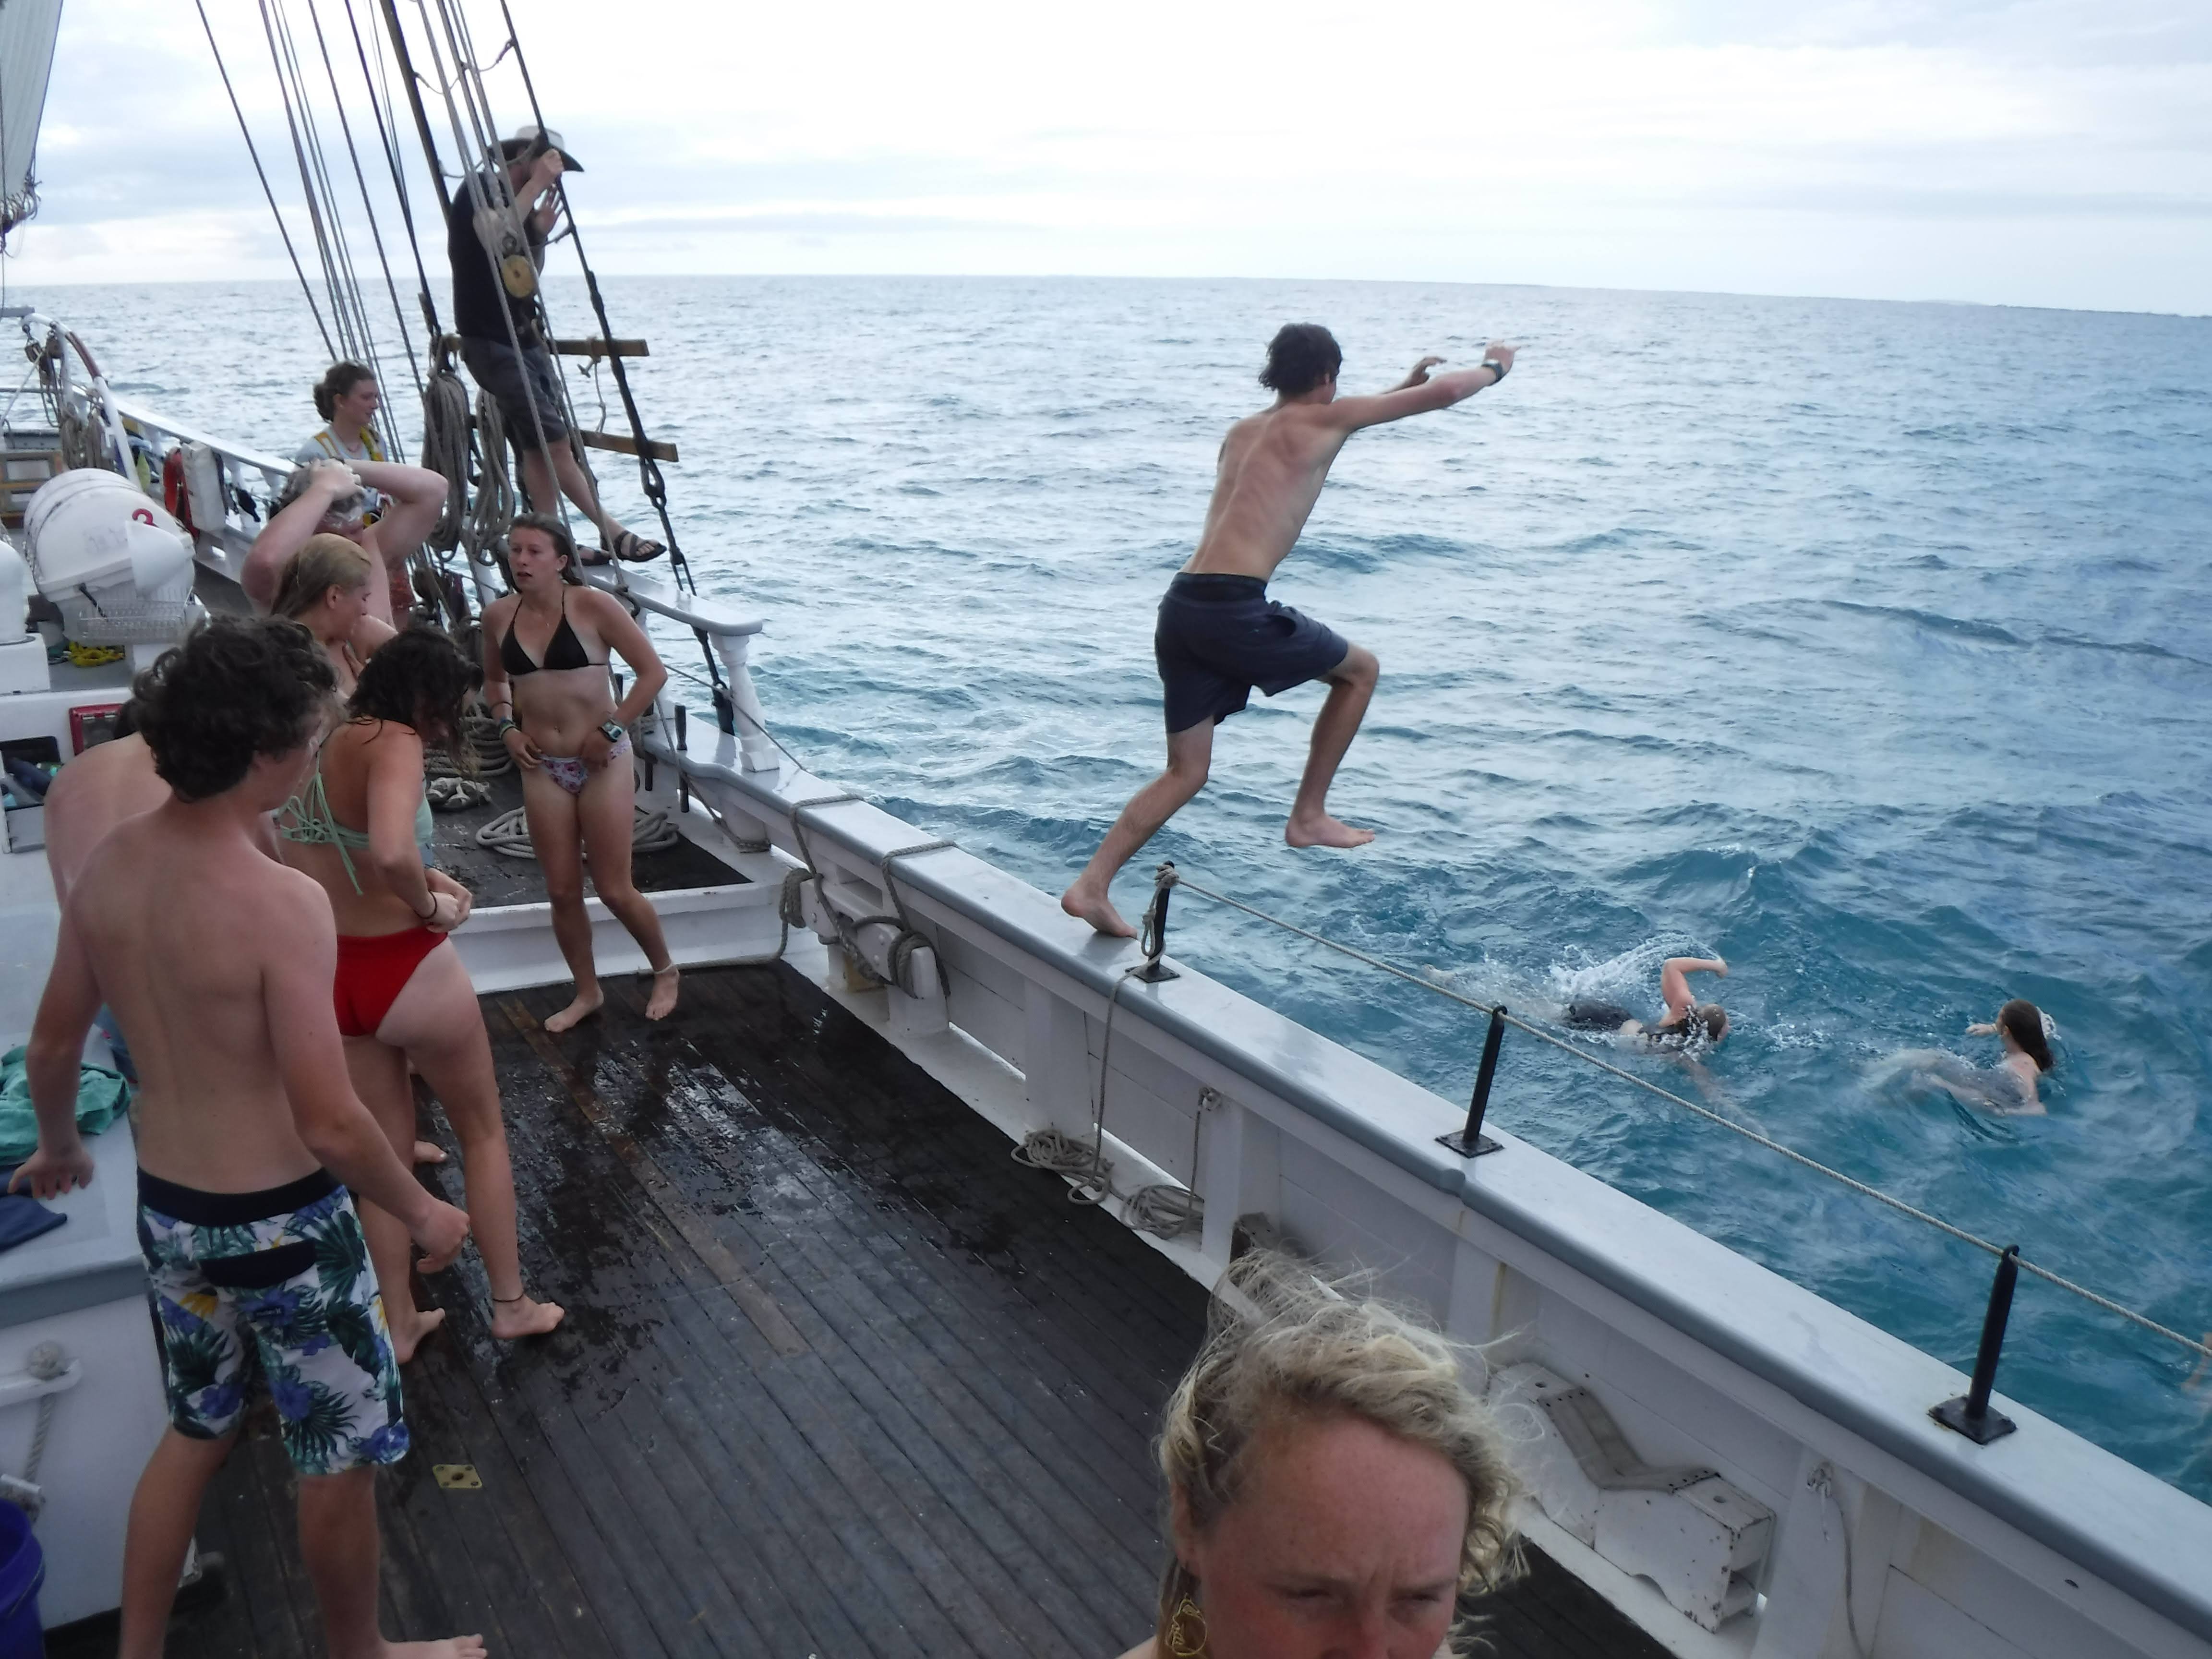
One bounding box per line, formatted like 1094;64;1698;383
0;1501;42;1659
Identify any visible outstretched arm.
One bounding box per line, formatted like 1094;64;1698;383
1660;955;1727;1019
1326;342;1516;433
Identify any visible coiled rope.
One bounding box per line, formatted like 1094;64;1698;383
1160;871;2212;1366
420;360;471;555
1012;966;1212;1239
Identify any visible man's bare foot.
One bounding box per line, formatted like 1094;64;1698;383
489;1293;566;1340
646;964;680;1021
1285;812;1376;849
1061;879;1136;938
387;1305;447;1364
412;1140;446;1166
543;987;603;1034
381;1638;488;1658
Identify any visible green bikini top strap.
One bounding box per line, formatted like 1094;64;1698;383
274;750;372;896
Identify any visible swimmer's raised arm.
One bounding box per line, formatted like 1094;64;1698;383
1660;955;1727;1018
1966;1021;1997;1036
1324;342;1517;432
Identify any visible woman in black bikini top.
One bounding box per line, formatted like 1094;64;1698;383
480;511;679;1033
497;585;605;675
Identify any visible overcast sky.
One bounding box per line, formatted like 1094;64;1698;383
9;0;2209;313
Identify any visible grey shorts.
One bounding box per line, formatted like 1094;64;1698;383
459;335;569;446
1153;573;1350;733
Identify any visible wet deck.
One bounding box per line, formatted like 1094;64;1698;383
51;963;1669;1659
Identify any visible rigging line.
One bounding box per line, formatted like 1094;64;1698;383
1164;875;2212;1366
371;0;452;215
195;0;337;359
262;0;358;360
260;0;373;371
275;0;389;398
304;0;422;406
493;0;696;594
409;0;575;547
346;0;441;344
659;657;817;778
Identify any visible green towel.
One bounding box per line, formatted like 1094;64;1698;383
0;1045;128;1166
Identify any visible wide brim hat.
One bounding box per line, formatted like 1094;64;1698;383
500;124;583;173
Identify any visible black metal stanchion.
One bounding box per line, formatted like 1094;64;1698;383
1438;1006;1507;1158
1132;861;1180;983
1931;1245;2020;1443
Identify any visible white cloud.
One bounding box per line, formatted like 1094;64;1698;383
4;0;2206;310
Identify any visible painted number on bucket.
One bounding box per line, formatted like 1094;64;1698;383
432;1464;482;1490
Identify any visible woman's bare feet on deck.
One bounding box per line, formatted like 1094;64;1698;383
543;987;603;1034
490;1292;565;1340
1061;879;1136;938
412;1140;446;1166
1285;810;1375;849
387;1304;446;1364
646;963;681;1020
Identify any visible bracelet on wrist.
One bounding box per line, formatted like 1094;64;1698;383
415;893;439;921
496;716;519;736
1483;359;1509;382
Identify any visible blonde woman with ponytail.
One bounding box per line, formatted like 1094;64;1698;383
1118;1252;1520;1659
272;533;396;696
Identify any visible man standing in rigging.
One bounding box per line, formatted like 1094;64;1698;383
1062;324;1516;937
445;125;663;563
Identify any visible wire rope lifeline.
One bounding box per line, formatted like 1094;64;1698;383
1160;869;2212;1366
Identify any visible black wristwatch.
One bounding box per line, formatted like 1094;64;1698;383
1483;359;1509;382
598;720;626;746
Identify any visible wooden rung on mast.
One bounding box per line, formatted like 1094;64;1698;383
552;337;649;359
577;430;678;463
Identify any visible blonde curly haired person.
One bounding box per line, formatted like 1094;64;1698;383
1118;1250;1521;1659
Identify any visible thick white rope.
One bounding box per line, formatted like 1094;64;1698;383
1165;874;2212;1365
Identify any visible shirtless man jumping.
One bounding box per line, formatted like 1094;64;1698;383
1063;323;1517;936
10;617;482;1659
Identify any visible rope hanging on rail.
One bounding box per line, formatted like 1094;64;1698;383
1156;868;2212;1366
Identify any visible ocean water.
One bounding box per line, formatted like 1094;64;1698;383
14;275;2212;1499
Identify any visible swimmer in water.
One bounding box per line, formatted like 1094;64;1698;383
1887;998;2053;1117
1564;956;1730;1049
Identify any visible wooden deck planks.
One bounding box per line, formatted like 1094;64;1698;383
48;962;1672;1659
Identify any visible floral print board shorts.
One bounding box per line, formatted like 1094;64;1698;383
137;1166;409;1476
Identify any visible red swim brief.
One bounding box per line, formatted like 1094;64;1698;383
333;926;446;1038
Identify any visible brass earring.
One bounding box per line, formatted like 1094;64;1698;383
1166;1593;1209;1658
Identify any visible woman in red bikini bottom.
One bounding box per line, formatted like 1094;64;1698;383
480;511;679;1034
276;627;564;1353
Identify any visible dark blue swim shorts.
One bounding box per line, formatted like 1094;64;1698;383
1154;573;1350;733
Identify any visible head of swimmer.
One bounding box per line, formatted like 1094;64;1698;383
312;360;380;428
349;625;482;752
134;617;335;809
1996;999;2054;1071
505;511;581;588
1260;323;1343;403
272;535;375;636
277;463;371;539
